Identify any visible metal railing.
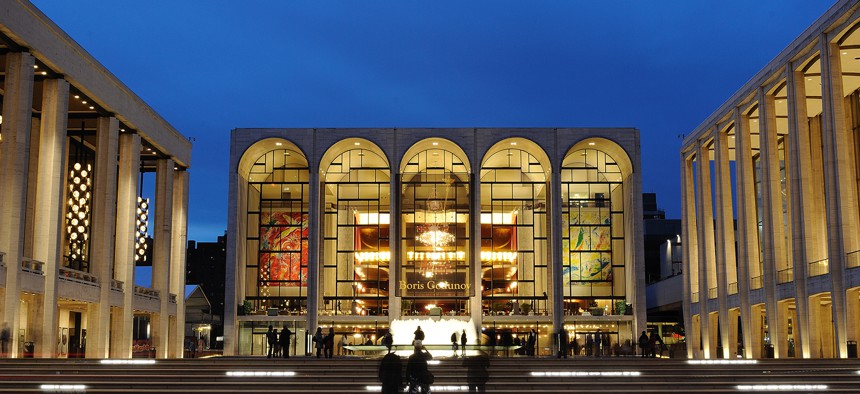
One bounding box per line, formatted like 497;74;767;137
21;258;44;275
111;279;124;292
728;282;738;295
134;286;160;300
691;292;699;303
59;266;98;286
750;275;763;290
777;268;794;284
847;250;860;269
708;287;717;299
808;258;829;277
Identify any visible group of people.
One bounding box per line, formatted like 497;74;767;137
311;327;335;358
265;325;292;358
449;329;467;357
379;326;436;394
638;330;665;358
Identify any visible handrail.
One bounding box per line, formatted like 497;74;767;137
21;258;44;275
707;287;717;299
728;282;738;295
691;292;699;303
134;286;160;300
750;275;763;290
59;266;99;286
777;268;793;284
847;250;860;269
808;258;829;277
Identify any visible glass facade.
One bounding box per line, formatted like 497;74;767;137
400;148;472;316
560;148;625;314
322;147;391;316
230;132;641;357
245;148;310;312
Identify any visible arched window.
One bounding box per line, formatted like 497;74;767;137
321;143;391;316
560;147;625;313
400;144;471;316
480;143;549;316
244;148;310;312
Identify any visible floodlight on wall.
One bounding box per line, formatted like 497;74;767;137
65;162;92;266
135;197;149;262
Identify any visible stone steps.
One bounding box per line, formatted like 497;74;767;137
0;357;857;392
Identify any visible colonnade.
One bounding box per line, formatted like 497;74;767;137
0;50;190;358
682;9;860;359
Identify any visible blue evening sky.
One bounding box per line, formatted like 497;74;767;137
32;0;833;244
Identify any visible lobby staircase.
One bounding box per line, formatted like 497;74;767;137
0;356;859;392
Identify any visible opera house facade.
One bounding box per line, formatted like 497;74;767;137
225;128;644;356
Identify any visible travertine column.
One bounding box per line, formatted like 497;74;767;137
787;66;814;358
470;171;482;332
734;109;756;359
113;133;140;358
550;171;564;336
152;158;174;358
694;140;715;358
89;117;119;358
0;52;35;358
32;78;68;358
821;39;857;358
759;91;785;358
307;163;320;335
388;172;400;319
680;152;696;358
169;170;189;358
713;126;735;359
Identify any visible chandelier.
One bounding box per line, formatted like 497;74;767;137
415;223;455;247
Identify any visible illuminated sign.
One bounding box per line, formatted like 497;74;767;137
399;280;470;290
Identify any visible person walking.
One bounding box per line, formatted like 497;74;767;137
413;326;425;347
266;325;277;358
406;345;433;394
341;334;350;355
451;331;459;355
324;327;335;358
382;329;394;353
527;329;536;356
638;331;649;358
379;351;403;394
279;327;292;358
313;327;324;358
1;323;11;357
557;328;568;358
649;331;662;358
460;330;467;357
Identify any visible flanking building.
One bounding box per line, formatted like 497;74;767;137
225;128;645;356
0;1;191;358
681;0;860;359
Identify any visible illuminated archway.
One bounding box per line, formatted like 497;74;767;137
399;138;471;316
479;138;550;316
238;138;310;313
319;138;391;316
560;138;632;317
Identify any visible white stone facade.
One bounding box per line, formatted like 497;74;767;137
681;0;860;359
0;1;191;358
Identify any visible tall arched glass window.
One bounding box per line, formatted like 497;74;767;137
321;146;391;316
400;148;471;316
244;148;310;312
480;146;549;315
560;148;625;313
